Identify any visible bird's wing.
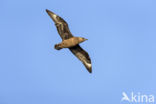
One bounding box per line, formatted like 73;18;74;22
46;9;73;40
69;45;92;73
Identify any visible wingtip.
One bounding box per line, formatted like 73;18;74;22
83;62;92;73
46;9;55;15
45;9;50;13
46;9;51;16
88;71;92;73
88;68;92;73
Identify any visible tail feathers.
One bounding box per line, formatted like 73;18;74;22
54;44;62;50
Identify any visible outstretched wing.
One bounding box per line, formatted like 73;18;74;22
46;9;73;40
46;9;92;73
69;45;92;73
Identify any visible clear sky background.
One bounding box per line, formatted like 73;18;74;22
0;0;156;104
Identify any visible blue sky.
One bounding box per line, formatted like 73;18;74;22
0;0;156;104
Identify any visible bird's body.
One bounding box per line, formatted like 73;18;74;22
55;37;87;50
46;9;92;73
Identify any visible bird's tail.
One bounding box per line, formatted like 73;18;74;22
54;44;62;50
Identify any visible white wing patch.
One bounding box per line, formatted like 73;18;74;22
52;14;57;22
84;61;92;68
76;52;91;68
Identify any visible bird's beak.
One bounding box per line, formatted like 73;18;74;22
84;38;88;41
46;9;58;23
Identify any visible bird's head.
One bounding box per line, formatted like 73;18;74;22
78;37;88;43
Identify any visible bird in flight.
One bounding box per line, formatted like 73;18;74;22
46;9;92;73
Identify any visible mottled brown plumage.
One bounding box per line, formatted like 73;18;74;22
46;9;92;73
55;37;87;50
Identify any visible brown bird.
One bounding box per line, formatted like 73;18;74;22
55;37;88;50
46;9;92;73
